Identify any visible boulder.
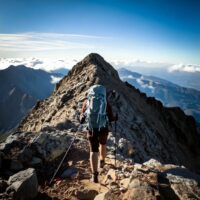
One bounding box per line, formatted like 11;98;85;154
7;168;38;200
165;167;200;199
76;189;98;200
102;169;117;185
120;178;130;189
125;178;157;200
31;132;72;161
143;159;162;169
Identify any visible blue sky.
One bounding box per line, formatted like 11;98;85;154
0;0;199;65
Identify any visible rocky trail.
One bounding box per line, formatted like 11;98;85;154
37;130;200;200
1;128;200;200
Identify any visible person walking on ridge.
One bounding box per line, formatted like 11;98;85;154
80;84;117;183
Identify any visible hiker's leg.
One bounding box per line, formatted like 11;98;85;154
99;128;109;162
99;144;106;160
90;152;98;173
88;130;99;173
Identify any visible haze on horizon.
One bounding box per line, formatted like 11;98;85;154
0;0;200;71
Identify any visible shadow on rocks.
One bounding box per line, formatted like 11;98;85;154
34;192;54;200
157;172;180;200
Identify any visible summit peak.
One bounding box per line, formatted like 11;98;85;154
66;53;120;87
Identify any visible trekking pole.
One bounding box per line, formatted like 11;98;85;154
114;120;117;169
22;132;42;152
49;135;76;185
114;113;118;169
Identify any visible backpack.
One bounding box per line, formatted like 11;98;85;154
85;84;108;130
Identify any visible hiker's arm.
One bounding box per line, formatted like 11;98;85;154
80;100;87;124
82;100;87;113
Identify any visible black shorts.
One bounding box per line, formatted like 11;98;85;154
87;127;109;152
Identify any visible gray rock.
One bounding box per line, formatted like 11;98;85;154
31;132;72;161
143;159;162;169
10;160;23;171
0;134;23;152
126;178;156;200
76;189;98;200
165;168;200;199
7;168;38;200
61;167;78;178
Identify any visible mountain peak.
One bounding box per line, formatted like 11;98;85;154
82;53;105;63
62;53;120;91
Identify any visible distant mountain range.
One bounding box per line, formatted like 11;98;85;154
118;68;200;122
117;66;200;91
50;68;69;76
0;65;64;133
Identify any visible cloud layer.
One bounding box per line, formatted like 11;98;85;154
0;32;107;52
168;64;200;73
0;57;77;71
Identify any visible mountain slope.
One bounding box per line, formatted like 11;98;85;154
118;68;200;122
0;65;63;133
17;53;200;173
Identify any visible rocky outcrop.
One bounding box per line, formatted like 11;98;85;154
0;168;38;200
0;131;73;176
94;158;200;200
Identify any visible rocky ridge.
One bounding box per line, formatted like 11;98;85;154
18;53;200;172
0;53;200;199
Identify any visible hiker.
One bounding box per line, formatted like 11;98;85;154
80;84;117;183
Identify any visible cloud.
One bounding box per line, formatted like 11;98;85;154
111;59;171;69
50;75;62;84
0;57;77;71
136;76;155;92
0;32;108;52
168;64;200;73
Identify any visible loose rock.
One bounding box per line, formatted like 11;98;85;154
7;168;38;200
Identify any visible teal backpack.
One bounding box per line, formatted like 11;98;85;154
86;85;108;130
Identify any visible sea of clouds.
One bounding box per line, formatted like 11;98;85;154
0;57;77;71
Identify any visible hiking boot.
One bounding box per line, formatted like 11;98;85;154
90;172;98;183
100;160;105;168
